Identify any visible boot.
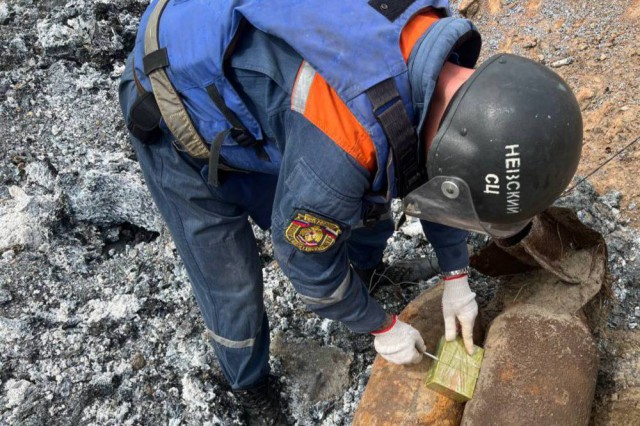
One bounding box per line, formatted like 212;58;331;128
234;376;289;426
356;258;440;292
384;257;439;283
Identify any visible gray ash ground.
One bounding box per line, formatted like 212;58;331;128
1;0;639;424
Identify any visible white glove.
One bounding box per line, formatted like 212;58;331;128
442;274;478;355
372;315;426;365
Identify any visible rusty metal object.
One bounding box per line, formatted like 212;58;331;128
462;205;608;425
354;285;484;425
356;206;608;425
471;207;606;283
461;305;599;425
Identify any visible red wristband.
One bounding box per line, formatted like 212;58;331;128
444;273;468;281
371;315;397;334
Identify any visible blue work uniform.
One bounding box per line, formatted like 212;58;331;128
119;23;474;390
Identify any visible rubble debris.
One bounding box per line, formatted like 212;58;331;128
550;57;574;67
458;0;480;18
271;337;353;412
0;186;56;251
521;37;538;48
591;330;640;425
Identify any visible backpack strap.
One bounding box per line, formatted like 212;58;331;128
142;0;264;185
366;78;426;197
143;0;210;160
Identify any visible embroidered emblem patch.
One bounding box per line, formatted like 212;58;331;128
285;212;342;253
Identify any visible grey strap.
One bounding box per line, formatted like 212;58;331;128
144;0;210;159
367;78;425;197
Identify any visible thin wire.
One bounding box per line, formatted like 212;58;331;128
561;135;640;197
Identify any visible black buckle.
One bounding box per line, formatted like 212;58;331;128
230;128;255;147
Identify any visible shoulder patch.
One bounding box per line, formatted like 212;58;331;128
285;211;342;253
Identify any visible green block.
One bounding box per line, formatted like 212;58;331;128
424;336;484;402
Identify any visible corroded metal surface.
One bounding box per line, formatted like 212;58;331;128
471;207;606;283
463;206;608;425
354;285;484;425
461;306;599;426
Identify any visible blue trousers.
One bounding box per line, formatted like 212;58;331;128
119;57;393;390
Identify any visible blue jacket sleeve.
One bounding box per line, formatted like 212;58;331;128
421;220;469;272
270;113;387;334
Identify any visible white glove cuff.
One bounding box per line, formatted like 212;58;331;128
443;274;472;299
371;315;397;335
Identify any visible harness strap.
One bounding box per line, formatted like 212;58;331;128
366;78;425;197
207;130;227;187
205;83;271;161
143;0;210;159
205;84;255;147
142;0;266;180
142;47;170;75
207;130;250;186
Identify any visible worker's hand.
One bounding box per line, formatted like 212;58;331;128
372;315;426;365
442;274;478;355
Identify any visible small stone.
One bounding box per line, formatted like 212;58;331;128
550;58;573;68
4;379;33;408
629;322;638;329
9;37;27;53
576;88;595;104
634;306;640;317
2;250;14;261
0;2;8;24
522;37;538;49
0;287;12;304
131;352;146;371
598;54;608;61
458;0;480;17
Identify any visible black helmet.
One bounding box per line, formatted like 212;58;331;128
405;54;583;238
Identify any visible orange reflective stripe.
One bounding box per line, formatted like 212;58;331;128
290;9;440;173
400;9;441;61
292;63;377;172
